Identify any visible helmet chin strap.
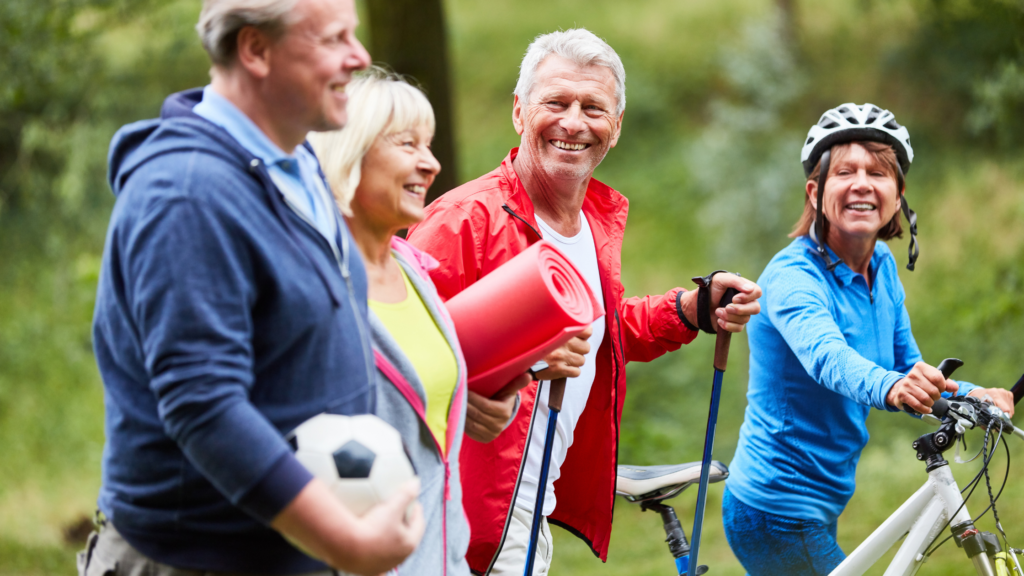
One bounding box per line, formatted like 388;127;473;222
898;164;919;271
814;150;841;271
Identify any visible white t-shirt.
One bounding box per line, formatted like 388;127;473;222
515;211;606;516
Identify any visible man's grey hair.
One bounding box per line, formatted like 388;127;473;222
196;0;299;67
514;28;626;115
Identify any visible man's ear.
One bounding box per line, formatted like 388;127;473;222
512;95;525;136
806;179;817;210
236;26;273;79
608;110;624;149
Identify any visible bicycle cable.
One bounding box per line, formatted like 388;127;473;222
922;423;1001;558
974;421;1010;555
961;422;1009;527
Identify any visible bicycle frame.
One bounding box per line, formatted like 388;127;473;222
831;462;995;576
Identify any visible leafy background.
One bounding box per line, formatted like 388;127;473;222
1;0;1023;574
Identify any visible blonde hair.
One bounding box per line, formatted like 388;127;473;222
308;68;436;216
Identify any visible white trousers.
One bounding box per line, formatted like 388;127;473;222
488;506;553;576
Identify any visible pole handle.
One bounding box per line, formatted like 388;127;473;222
548;378;567;411
712;288;738;372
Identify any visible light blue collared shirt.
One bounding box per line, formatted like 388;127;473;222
193;86;339;247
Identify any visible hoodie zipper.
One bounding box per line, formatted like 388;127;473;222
254;159;375;387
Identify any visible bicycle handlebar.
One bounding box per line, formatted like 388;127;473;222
904;358;1023;442
1012;371;1024;406
902;358;963;418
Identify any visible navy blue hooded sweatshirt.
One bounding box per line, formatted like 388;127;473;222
93;88;374;573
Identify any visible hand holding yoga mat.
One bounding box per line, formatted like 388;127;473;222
445;240;605;397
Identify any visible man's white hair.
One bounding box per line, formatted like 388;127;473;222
196;0;298;67
307;68;436;216
514;28;626;115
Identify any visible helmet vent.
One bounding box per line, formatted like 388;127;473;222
805;136;814;145
866;107;881;124
819;120;839;129
839;106;859;124
884;119;902;130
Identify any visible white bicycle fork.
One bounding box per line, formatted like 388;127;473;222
830;464;997;576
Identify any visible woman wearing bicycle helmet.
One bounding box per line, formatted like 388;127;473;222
721;104;1015;575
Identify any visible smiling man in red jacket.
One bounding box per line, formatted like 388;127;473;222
407;28;762;575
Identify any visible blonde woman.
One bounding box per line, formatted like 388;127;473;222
309;69;530;576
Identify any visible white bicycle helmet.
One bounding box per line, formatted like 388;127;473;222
801;103;914;177
801;103;920;271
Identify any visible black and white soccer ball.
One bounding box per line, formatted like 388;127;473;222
287;414;417;516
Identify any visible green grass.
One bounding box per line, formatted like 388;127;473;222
2;0;1024;574
0;538;76;576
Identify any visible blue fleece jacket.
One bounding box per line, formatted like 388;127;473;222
726;236;976;524
93;88;374;574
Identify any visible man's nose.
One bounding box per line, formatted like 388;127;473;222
559;103;586;135
346;36;372;72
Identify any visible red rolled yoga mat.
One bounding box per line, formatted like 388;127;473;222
445;240;605;397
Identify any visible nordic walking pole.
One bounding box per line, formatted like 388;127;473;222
524;377;566;576
688;287;738;576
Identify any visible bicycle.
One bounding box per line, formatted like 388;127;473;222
615;460;728;576
614;358;1024;576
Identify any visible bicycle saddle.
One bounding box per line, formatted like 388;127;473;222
616;461;729;503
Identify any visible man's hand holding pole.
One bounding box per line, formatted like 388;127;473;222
678;274;761;334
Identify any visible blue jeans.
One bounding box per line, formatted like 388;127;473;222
722;489;846;576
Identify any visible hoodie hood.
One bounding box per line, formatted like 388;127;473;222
106;88;250;197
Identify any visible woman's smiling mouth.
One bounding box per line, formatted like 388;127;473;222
846;202;876;212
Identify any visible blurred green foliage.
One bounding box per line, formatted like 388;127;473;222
902;0;1024;145
1;0;1023;574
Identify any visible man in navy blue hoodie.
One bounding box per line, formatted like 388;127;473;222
85;0;425;574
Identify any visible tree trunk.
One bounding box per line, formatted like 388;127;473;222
775;0;798;47
366;0;457;204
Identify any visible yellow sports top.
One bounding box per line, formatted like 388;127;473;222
369;266;458;455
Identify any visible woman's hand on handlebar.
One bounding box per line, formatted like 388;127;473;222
967;387;1016;417
887;361;958;414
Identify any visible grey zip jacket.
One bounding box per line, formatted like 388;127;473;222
368;237;471;576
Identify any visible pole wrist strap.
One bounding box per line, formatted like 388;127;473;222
676;289;700;333
692;270;735;334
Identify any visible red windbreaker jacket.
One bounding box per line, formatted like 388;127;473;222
407;148;698;573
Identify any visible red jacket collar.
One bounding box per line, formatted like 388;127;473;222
498;147;627;235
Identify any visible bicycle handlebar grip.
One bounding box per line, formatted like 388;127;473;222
713;288;738;372
901;358;962;417
936;358;964;379
1011;372;1024;407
